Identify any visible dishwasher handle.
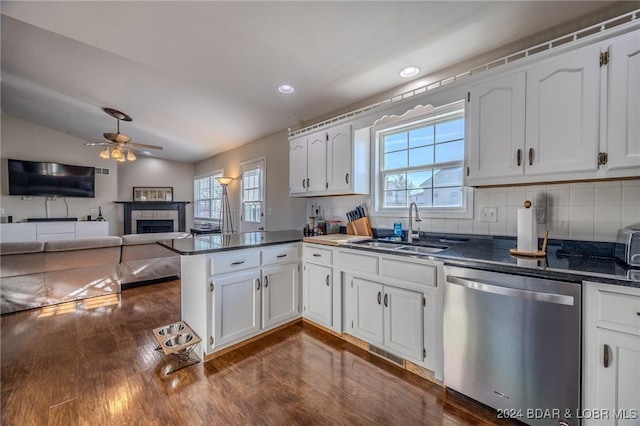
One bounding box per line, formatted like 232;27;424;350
446;275;575;306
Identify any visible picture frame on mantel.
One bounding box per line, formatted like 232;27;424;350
133;186;173;202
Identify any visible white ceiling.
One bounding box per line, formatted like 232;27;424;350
0;1;623;163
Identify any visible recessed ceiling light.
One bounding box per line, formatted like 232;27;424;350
278;84;295;94
400;66;420;78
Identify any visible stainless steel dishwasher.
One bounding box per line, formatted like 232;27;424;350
443;265;581;426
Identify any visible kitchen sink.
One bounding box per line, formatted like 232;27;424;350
395;245;447;254
351;240;448;255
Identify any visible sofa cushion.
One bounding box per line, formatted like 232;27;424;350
1;241;45;255
121;232;191;246
44;236;122;252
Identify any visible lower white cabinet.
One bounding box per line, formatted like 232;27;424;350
181;243;300;359
0;221;109;242
583;282;640;425
303;262;333;327
349;276;424;362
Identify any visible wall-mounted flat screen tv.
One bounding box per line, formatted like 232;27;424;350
7;159;95;198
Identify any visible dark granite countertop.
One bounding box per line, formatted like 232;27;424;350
157;229;638;288
157;230;303;255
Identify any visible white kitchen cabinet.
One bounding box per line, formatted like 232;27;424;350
525;43;601;176
181;243;301;359
583;282;640;426
262;263;299;328
606;30;640;172
303;262;333;327
467;71;526;182
289;123;369;197
213;268;262;347
348;275;424;363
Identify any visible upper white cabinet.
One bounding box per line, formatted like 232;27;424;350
606;31;640;172
467;29;640;186
525;44;601;176
467;71;526;181
289;123;369;197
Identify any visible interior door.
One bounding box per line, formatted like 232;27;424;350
240;158;265;232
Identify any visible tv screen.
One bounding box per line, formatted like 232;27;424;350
7;159;95;198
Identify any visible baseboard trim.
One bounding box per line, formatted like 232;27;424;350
121;275;179;290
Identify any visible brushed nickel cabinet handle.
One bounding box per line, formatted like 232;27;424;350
326;275;330;286
528;148;534;166
377;291;382;305
516;149;522;166
383;293;388;307
603;344;611;368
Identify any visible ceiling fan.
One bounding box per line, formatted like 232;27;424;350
84;107;163;162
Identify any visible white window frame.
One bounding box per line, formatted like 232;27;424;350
193;169;223;226
372;101;473;219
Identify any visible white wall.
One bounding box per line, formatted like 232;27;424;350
0;113;196;236
0;113;119;234
194;128;307;232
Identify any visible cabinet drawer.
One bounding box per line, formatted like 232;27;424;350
37;222;76;234
597;290;640;333
262;244;299;266
336;250;379;274
303;244;333;265
209;250;260;276
380;257;437;287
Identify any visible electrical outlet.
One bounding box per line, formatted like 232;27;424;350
536;207;546;224
480;207;498;223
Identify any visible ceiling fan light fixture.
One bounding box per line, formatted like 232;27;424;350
116;156;126;163
111;147;123;159
278;84;295;94
126;150;137;161
99;147;110;159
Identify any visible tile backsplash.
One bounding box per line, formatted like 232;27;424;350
307;178;640;243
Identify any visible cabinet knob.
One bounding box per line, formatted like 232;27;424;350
516;149;522;166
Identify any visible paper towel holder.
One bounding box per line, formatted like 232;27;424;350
510;229;549;257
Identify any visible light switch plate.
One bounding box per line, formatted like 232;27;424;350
480;207;498;223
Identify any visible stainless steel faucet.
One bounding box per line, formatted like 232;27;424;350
408;202;422;242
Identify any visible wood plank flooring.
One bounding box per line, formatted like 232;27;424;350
1;280;514;425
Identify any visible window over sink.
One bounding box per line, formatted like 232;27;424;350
373;101;473;219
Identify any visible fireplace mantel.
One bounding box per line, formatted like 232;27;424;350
115;201;190;234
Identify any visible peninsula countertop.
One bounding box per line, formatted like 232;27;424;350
157;230;303;255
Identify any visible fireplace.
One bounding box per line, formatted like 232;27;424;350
115;201;189;234
137;219;174;234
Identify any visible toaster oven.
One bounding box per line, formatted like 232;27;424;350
615;224;640;267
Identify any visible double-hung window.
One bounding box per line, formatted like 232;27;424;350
194;171;223;225
374;101;472;218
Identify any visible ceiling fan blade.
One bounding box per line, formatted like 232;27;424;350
126;141;164;150
103;132;132;143
84;141;112;146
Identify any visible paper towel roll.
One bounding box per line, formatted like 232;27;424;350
517;207;538;253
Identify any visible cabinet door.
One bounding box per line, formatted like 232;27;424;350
525;44;601;176
327;123;353;193
213;269;262;347
289;137;308;195
306;132;328;194
303;262;332;327
384;285;424;362
350;277;384;345
594;328;640;426
467;71;526;183
262;263;299;328
606;31;640;171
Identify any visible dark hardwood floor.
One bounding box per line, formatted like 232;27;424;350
1;280;512;425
